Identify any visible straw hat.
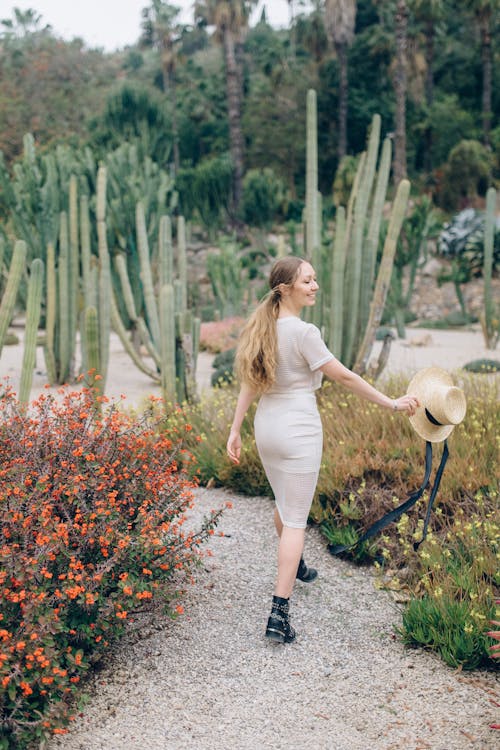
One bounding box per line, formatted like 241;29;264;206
406;367;467;443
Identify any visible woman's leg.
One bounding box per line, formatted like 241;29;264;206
274;526;305;598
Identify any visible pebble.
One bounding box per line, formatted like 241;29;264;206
49;487;499;750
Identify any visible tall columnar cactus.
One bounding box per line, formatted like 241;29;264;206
482;186;498;349
96;166;111;387
305;89;320;326
330;206;346;358
304;91;409;376
159;283;176;403
136;201;161;347
0;240;27;357
343;114;381;366
19;258;44;404
159;215;173;288
177;216;188;311
353;179;411;374
44;242;57;384
58;211;71;383
110;206;200;404
82;305;102;396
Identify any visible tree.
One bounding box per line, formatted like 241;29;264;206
463;0;498;147
393;0;409;183
194;1;257;214
140;1;182;172
410;0;444;170
324;0;357;161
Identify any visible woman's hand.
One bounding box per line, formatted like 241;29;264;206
226;429;242;464
392;395;419;416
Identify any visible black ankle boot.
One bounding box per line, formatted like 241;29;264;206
265;595;296;643
296;557;318;583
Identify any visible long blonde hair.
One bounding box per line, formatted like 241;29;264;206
236;256;305;391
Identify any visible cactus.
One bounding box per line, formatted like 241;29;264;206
68;174;79;374
0;240;27;357
44;242;57;384
82;305;102;394
19;258;44;404
136;201;161;347
330;206;346;358
159;283;176;403
159;215;174;288
303;92;409;376
58;211;71;383
353;179;411;374
343;114;381;366
96;166;111;388
177;216;188;311
482;187;498;349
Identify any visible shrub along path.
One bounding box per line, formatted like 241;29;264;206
50;487;498;750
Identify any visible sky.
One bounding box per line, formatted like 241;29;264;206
0;1;312;51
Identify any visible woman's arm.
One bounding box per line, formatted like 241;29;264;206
320;358;418;414
226;383;258;464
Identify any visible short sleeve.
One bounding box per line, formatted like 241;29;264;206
300;324;335;371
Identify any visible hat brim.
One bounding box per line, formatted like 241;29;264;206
407;367;463;443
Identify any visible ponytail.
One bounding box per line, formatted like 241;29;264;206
235;256;305;392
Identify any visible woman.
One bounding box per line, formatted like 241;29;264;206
226;256;418;644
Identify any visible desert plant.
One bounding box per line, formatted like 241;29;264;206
0;385;225;747
386;196;441;338
482;186;499;349
0;240;26;357
303;92;410;374
439;139;493;211
463;358;500;373
18;258;43;404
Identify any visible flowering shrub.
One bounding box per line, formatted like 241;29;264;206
0;383;224;748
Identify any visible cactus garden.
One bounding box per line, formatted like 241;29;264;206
0;2;499;747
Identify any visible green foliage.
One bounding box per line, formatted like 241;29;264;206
399;507;498;670
438;139;493;211
211;347;236;387
176;155;233;230
0;385;225;747
89;84;173;165
401;595;495;670
386;195;441;337
206;242;252;318
463;359;500;373
241;168;284;229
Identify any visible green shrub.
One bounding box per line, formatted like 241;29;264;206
439;139;493;211
241;167;285;229
399;509;498;669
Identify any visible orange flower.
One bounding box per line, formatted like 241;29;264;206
175;605;184;615
20;681;33;696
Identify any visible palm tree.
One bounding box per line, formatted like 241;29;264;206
393;0;409;184
195;1;257;214
140;1;182;173
463;0;498;147
410;0;444;170
324;0;357;161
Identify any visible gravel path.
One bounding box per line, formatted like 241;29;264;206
50;487;499;750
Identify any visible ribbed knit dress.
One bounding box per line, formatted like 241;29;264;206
254;316;335;528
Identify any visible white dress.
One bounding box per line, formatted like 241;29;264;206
254;316;335;528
